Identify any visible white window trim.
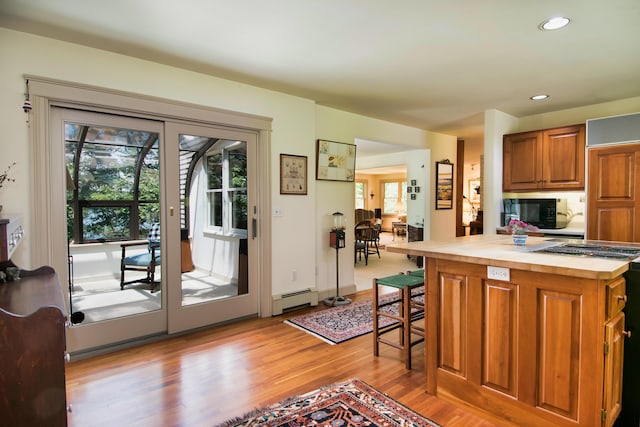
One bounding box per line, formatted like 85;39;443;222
205;142;248;236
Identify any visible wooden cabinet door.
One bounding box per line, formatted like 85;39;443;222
537;289;582;420
503;131;543;191
542;125;585;190
603;311;625;427
503;124;585;191
587;143;640;242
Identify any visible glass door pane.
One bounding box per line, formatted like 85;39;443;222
66;121;162;321
165;123;258;333
179;136;247;305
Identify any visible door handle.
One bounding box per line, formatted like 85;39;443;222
252;218;257;239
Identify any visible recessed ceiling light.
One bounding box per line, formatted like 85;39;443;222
530;94;549;101
539;17;570;31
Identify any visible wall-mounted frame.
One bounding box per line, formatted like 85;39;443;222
411;179;417;186
316;139;356;182
414;186;421;193
436;160;454;209
407;187;412;193
411;193;417;200
280;154;307;195
468;178;481;203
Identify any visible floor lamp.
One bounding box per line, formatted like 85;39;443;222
324;212;351;306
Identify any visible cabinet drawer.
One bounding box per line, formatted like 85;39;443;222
606;277;626;318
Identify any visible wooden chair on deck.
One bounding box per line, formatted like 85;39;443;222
120;223;161;292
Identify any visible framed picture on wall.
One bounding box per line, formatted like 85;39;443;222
280;154;307;195
315;139;356;182
436;160;454;209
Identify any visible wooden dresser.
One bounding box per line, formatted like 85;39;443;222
0;265;68;426
0;215;24;261
0;214;68;426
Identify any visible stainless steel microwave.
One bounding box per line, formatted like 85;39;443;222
503;198;568;229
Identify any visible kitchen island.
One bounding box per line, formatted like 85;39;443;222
387;234;630;427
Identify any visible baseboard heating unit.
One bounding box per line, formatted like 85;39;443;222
272;288;318;315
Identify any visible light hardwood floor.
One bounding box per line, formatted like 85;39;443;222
65;288;507;427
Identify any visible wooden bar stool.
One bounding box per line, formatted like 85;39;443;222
373;273;425;369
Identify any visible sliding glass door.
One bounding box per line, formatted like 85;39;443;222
52;110;259;352
164;122;258;333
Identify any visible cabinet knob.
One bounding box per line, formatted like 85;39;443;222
65;352;71;363
623;330;632;338
617;295;628;303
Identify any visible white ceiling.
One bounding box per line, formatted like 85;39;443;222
1;0;639;158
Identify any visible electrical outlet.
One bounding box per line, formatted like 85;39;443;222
487;266;510;281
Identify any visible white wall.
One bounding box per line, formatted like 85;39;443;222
482;110;520;235
517;97;640;133
5;28;636;301
356;149;430;230
0;28;449;302
0;28;311;299
314;106;458;295
427;135;458;241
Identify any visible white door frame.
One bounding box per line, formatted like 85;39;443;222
28;76;273;353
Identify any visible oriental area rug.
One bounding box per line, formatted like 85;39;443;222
216;378;440;427
284;290;424;345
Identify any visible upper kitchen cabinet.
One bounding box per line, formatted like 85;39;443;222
503;124;585;191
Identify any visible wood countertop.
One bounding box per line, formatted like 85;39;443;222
386;234;631;280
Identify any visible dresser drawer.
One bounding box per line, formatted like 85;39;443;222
606;277;627;319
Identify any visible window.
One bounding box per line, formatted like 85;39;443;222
383;180;407;214
355;182;366;209
206;141;247;234
65;123;160;243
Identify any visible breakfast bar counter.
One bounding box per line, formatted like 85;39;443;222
387;234;630;427
387;234;631;279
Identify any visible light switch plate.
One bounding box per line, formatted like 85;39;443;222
487;266;510;281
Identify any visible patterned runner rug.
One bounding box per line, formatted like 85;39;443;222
216;378;440;427
284;289;424;344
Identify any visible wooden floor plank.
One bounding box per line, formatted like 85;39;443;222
66;290;507;427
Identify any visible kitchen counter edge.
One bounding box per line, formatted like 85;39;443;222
386;234;630;280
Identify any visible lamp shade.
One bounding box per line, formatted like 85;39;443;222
332;211;344;230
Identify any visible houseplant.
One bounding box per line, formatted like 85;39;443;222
0;162;15;189
0;162;16;213
505;218;538;245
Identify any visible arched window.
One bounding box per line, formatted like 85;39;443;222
65;123;160;243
